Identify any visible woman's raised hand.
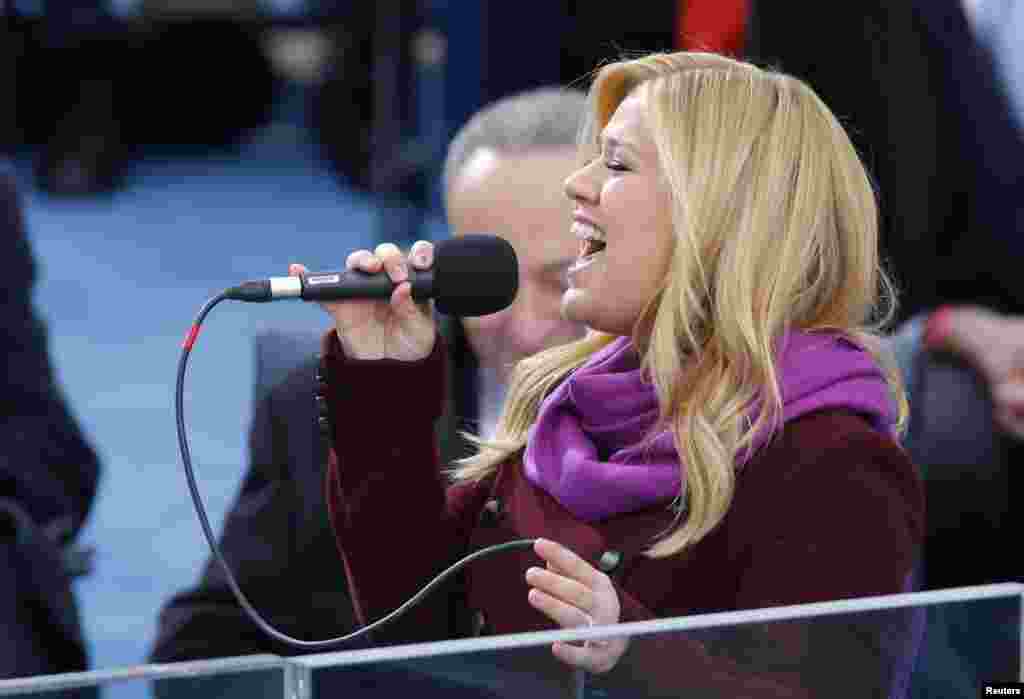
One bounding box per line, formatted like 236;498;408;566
526;538;630;674
290;240;436;361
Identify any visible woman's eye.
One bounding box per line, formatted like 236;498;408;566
605;160;629;172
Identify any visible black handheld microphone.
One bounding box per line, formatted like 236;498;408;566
225;233;519;317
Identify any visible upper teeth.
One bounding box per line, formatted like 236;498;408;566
573;222;605;243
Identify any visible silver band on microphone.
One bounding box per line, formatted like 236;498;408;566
269;276;303;299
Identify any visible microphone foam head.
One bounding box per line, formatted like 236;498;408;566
433;234;519;317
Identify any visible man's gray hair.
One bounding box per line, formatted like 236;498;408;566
442;87;587;207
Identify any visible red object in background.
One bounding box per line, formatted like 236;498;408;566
923;306;955;351
676;0;748;56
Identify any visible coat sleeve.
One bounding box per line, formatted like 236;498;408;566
322;331;485;646
591;412;924;698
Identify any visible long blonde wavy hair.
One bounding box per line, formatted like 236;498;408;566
450;52;907;558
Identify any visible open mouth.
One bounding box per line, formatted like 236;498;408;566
571;220;606;274
579;238;607;258
570;238;606;275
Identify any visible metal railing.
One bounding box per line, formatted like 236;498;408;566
1;583;1020;698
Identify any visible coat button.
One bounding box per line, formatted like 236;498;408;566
315;395;329;417
480;497;503;525
597;550;622;574
318;415;330;434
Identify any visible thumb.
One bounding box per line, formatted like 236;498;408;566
391;282;429;323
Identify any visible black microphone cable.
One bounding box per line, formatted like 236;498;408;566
176;292;537;650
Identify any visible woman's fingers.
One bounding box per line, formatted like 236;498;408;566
337;243;432;319
551;640;591;668
534;538;603;588
375;242;407;283
346;249;381;273
307;242;435;361
526;566;593;613
527;541;630;673
994;406;1024;440
340;241;433;276
409;240;434;270
527;587;592;629
551;638;623;675
994;382;1024;438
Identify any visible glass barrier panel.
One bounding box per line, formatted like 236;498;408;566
288;584;1022;699
0;655;286;699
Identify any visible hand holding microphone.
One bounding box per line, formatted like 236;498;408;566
227;233;519;362
292;241;438;361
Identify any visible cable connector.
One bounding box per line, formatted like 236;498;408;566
225;280;272;302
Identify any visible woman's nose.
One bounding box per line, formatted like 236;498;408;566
564;162;599;204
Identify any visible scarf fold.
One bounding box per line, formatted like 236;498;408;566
523;332;896;522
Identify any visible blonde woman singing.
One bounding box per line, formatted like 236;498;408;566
294;52;924;697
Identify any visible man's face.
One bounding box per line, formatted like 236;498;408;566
447;146;585;379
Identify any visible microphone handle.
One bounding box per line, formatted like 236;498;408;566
300;267;435;301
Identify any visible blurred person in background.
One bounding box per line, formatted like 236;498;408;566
962;0;1024;133
9;0;277;197
147;88;587;672
896;305;1024;443
7;0;129;196
1;165;101;694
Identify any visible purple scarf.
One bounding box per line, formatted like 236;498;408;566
523;332;897;522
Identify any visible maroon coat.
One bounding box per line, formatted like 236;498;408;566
321;332;925;697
